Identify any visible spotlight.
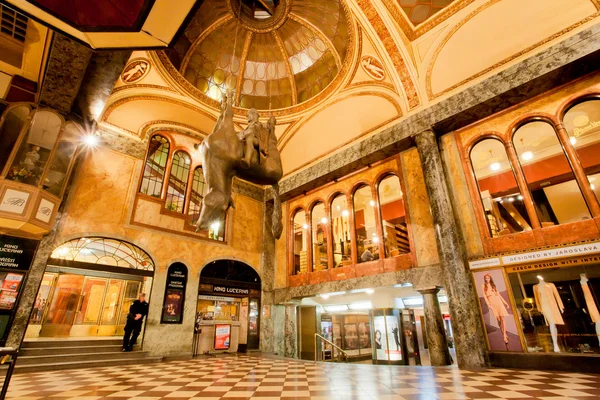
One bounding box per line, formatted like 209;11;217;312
83;135;99;147
490;162;501;171
210;221;220;231
341;210;349;217
369;200;375;207
508;197;515;202
518;195;524;201
320;217;328;224
302;223;308;230
570;137;577;145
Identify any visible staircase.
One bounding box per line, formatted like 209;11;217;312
16;338;163;373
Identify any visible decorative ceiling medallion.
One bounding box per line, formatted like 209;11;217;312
360;55;385;81
121;59;150;84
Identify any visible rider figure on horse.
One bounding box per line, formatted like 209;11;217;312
240;108;274;168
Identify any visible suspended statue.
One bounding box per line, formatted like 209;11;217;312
196;91;283;239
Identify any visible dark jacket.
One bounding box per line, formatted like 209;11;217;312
128;300;149;322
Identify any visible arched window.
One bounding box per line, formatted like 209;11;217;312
353;184;379;263
470;138;530;237
140;135;170;197
292;210;307;275
7;110;61;186
0;104;31;173
330;193;350;268
513;121;590;225
311;202;328;271
43;122;80;196
377;174;409;257
563;99;600;202
165;151;191;213
188;166;206;223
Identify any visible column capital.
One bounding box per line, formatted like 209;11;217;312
416;286;441;295
414;128;437;145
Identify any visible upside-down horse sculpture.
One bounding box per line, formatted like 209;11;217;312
196;92;283;239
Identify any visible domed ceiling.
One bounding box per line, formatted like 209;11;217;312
163;0;353;110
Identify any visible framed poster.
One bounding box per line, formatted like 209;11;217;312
161;263;188;324
214;323;231;350
473;268;523;352
373;313;403;361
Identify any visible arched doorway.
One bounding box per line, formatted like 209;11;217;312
26;237;154;338
196;260;261;353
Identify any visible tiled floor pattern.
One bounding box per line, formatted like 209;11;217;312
5;355;600;400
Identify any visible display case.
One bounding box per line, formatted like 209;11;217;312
370;308;408;365
326;313;371;360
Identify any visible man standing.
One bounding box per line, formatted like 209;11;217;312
123;293;149;352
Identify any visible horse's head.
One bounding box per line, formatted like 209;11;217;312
197;189;230;232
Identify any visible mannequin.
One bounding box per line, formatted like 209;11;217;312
580;273;600;346
533;275;564;352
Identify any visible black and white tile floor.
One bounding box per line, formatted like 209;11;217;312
5;355;600;399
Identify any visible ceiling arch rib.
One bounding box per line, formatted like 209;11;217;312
272;30;298;105
179;15;233;73
288;13;342;69
235;31;254;105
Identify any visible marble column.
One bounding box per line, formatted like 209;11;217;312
260;195;276;353
418;287;452;366
415;128;488;369
284;304;297;358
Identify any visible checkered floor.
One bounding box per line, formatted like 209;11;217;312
5;355;600;399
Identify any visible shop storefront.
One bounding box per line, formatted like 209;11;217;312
25;237;154;339
195;260;261;354
469;240;600;370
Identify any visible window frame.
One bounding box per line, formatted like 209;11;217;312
138;134;172;199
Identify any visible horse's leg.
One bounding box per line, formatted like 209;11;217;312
271;183;283;240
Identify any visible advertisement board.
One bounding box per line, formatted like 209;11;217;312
161;263;188;324
373;314;403;361
214;323;231;350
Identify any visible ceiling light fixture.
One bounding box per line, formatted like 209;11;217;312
320;217;328;224
369;200;375;207
302;223;308;230
490;162;501;171
570;136;577;145
349;301;372;310
521;151;534;161
341;210;349;217
323;304;349;312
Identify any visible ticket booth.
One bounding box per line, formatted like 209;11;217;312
195;260;261;354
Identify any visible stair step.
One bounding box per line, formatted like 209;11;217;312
20;345;138;356
14;356;163;374
22;339;123;348
17;351;149;365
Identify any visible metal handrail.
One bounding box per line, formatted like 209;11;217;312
314;333;348;362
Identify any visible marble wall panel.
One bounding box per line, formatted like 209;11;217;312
400;148;440;267
440;133;484;258
272;305;285;356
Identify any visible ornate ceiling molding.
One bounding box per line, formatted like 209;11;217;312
141;121;209;141
425;0;600;100
380;0;476;41
152;12;358;119
179;15;234;74
356;0;420;109
288;13;342;69
235;31;254;106
111;84;177;95
272;30;299;105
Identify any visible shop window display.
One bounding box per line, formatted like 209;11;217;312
7;110;61;186
353;185;379;263
328;313;371;359
470;138;531;237
43;122;79;196
563;99;600;203
197;297;240;322
508;264;600;354
513;121;590;225
292;210;308;274
377;175;409;257
0;105;31;173
330;194;351;267
311;202;328;271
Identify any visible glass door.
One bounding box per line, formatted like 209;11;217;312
71;277;108;336
117;281;141;335
40;274;85;337
247;299;260;350
98;279;125;336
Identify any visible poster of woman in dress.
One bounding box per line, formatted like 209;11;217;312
473;269;523;351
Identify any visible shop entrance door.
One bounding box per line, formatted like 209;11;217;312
247;298;260;350
39;273;141;337
298;306;317;360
